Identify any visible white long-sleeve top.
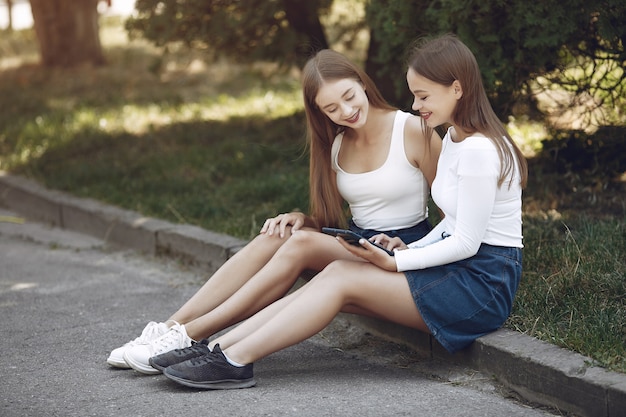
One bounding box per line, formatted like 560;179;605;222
394;129;523;272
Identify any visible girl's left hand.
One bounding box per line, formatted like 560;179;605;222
335;235;399;271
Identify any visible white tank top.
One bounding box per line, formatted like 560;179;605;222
331;110;429;230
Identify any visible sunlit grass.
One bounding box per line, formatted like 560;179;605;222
0;17;304;170
1;84;303;169
91;88;303;135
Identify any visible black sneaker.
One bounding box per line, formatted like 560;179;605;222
163;343;256;389
148;339;210;372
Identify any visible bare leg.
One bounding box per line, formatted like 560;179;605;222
167;230;294;325
181;230;365;340
218;260;430;365
209;285;307;350
209;280;384;351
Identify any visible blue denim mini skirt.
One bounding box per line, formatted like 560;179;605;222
404;244;522;353
349;218;432;244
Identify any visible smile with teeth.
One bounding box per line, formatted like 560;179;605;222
420;111;432;120
346;111;360;123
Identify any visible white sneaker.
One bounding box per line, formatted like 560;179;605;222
107;321;169;368
123;322;193;374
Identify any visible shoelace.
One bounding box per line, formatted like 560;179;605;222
154;326;186;353
188;351;218;366
132;321;160;343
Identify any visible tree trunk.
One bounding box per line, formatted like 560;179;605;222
6;0;13;32
30;0;105;67
283;0;329;65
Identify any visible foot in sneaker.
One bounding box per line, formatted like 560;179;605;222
149;339;210;372
123;322;192;374
107;321;169;368
163;344;255;390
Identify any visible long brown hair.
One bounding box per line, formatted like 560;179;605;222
407;34;528;188
302;49;396;228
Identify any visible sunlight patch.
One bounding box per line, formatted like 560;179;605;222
11;282;38;291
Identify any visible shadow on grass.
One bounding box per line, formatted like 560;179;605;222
11;113;310;239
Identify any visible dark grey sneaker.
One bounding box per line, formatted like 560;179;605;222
148;339;210;372
163;344;256;389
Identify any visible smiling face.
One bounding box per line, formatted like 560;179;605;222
315;78;369;129
406;67;462;128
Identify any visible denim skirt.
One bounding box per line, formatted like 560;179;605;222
349;218;432;244
404;244;522;353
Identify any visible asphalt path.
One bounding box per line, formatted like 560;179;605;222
0;209;557;417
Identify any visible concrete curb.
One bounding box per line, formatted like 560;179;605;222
1;171;625;417
0;172;247;275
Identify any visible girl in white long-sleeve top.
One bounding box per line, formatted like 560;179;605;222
158;34;529;390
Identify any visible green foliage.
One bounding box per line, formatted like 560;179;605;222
364;0;626;120
363;1;427;109
426;0;574;115
126;0;626;125
126;0;332;67
527;127;626;216
427;0;626;117
542;127;626;181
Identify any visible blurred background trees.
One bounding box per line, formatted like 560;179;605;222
125;0;332;67
10;0;625;127
123;0;625;126
2;0;625;182
122;0;626;184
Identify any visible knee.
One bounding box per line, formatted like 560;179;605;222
287;230;319;245
313;260;358;283
249;230;290;250
324;259;353;272
278;230;320;255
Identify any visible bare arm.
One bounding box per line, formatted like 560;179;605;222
404;115;441;187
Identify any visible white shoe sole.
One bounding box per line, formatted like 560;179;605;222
123;351;160;375
107;356;131;369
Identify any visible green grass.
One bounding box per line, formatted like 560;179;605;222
1;19;625;374
510;214;626;371
13;116;310;238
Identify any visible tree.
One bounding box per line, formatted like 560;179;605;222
365;0;626;124
125;0;625;125
5;0;13;32
364;1;429;110
431;0;625;123
30;0;105;67
126;0;332;67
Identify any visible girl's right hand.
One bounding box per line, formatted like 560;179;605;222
260;212;307;238
369;233;408;251
335;236;398;271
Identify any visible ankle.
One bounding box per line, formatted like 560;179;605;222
164;319;179;328
221;349;245;367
